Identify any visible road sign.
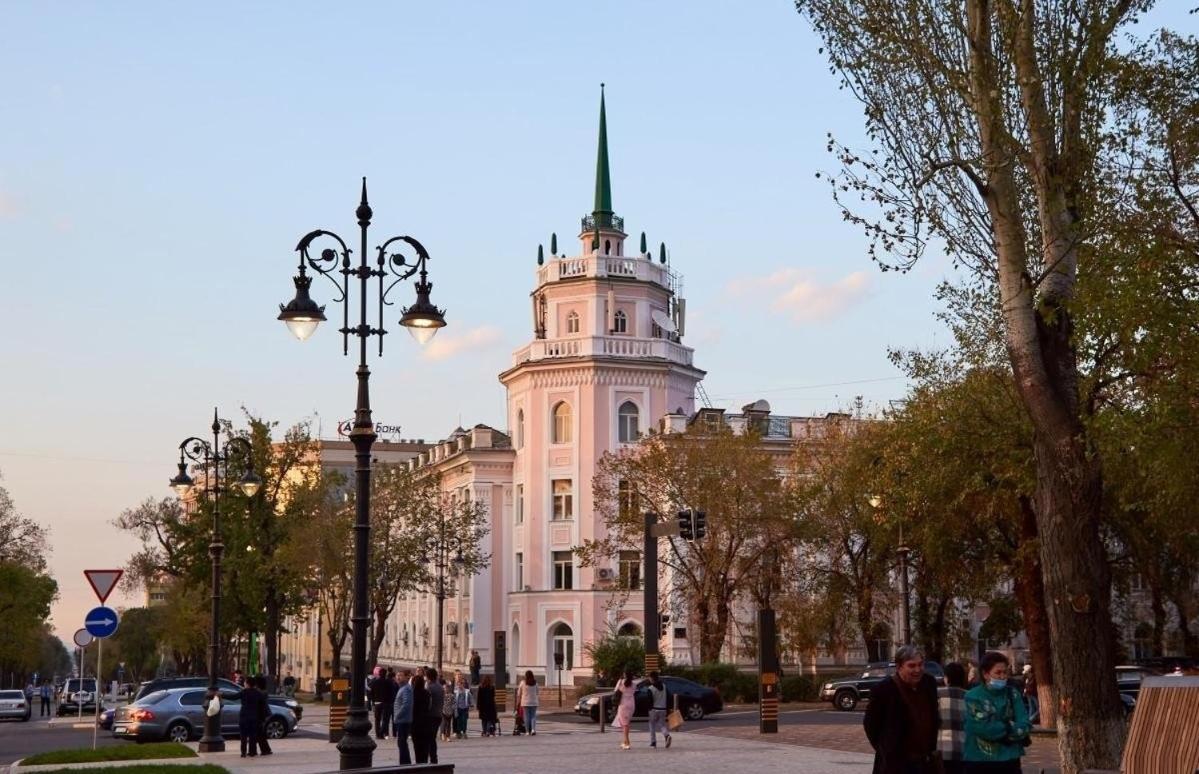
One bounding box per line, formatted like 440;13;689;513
84;606;119;638
84;569;124;604
73;628;94;648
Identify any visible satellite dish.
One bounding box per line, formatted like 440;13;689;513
651;309;677;334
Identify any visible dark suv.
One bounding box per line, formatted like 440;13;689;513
820;661;947;711
134;678;303;721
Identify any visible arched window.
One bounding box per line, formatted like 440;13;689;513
515;409;524;449
566;310;580;335
618;401;640;443
552;401;572;443
550;622;574;677
618;621;642;638
613;309;628;334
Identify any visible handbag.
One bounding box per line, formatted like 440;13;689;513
667;708;684;731
205;694;221;717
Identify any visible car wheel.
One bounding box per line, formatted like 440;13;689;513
264;717;286;739
166;721;192;743
684;702;705;721
834;689;858;711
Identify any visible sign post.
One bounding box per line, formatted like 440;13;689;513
84;570;122;751
758;608;779;734
71;630;93;724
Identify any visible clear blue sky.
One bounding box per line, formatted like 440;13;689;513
1;2;1187;641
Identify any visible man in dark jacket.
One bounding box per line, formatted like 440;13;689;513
238;679;268;758
371;669;389;739
864;645;942;774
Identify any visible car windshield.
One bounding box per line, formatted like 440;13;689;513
0;690;24;699
863;668;890;678
65;679;96;691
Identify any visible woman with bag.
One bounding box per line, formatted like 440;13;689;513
963;651;1030;774
613;668;638;750
647;671;672;749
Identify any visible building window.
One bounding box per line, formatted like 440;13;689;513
553;551;574;590
515;484;524;524
515;409;524;450
618;479;636;520
619;550;641;590
566;310;580;334
552;401;572;443
618;401;640;443
552;479;573;521
613;309;628;334
515;553;524;590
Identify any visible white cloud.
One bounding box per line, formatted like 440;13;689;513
420;325;504;361
728;268;871;323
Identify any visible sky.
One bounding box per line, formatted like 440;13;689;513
1;2;1188;644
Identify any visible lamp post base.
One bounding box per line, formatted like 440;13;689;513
197;713;226;753
336;707;376;770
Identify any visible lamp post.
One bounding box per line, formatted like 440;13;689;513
423;511;465;672
868;494;911;647
275;179;446;770
168;408;262;754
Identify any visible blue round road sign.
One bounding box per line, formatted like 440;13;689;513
84;606;119;638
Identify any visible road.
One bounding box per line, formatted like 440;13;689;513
0;713;126;765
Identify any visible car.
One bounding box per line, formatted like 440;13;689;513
57;678;99;716
820;661;948;711
574;676;723;723
0;689;32;722
98;706;116;730
112;687;298;743
134;678;303;721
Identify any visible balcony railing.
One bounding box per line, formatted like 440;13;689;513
511;335;694;368
581;213;625;233
536;254;676;290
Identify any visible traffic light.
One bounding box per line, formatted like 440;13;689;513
693;510;707;539
677;510;693;540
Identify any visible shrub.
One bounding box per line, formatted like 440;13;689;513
780;675;819;702
583;626;644;683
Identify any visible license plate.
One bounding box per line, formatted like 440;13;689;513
114;725;127;733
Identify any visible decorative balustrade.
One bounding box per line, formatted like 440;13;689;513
536;254;674;288
511;335;694;368
581;213;625;233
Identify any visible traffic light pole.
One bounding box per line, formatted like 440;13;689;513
643;511;660;675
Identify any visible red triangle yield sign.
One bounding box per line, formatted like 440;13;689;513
84;569;124;604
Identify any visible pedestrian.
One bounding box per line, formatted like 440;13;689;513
613;668;638;750
282;670;296;698
370;667;389;739
469;650;482;686
24;681;34;702
238;676;266;757
516;669;540;735
963;651;1030;774
381;669;397;739
939;662;968;774
477;674;498;737
410;672;432;764
647;670;672;749
253;675;274;756
454;674;474;738
863;644;942;774
1021;665;1038;725
39;680;52;717
392;669;414;765
440;674;455;741
425;668;444;764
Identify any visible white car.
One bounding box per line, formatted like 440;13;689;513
0;689;31;721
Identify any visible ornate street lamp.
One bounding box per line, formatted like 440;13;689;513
276;179;446;770
169;408;261;753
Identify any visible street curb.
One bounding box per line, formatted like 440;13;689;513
11;758;208;773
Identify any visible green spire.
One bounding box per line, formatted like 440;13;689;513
593;83;613;227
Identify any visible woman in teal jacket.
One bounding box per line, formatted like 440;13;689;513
963;651;1030;773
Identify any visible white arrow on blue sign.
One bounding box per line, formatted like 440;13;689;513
84;606;119;638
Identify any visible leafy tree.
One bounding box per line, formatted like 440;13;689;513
583;626;645;684
792;2;1196;767
0;475;49;572
581;425;797;663
0;562;58;678
115;607;164;682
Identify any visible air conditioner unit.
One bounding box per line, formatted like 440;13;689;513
596;568;615;582
446;622;459;635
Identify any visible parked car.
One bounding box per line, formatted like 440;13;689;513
820;661;947;711
0;689;32;722
112;687;298;743
57;678;99;716
134;677;303;721
574;675;723;723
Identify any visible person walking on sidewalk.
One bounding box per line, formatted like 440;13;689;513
963;651;1030;774
647;671;672;749
863;645;941;774
371;667;390;739
237;677;266;758
453;674;474;738
381;669;397;740
392;669;414;766
477;674;498;737
439;674;455;741
516;670;540;736
410;673;433;764
939;662;968;774
613;668;638;750
469;650;482;686
252;676;273;756
425;668;444;764
39;681;52;717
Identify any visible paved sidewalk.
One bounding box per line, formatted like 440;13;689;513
11;719;874;774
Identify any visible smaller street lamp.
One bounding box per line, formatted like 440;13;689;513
868;494;911;647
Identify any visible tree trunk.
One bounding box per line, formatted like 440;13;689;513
856;587;877;662
1171;595;1198;659
1150;582;1167;657
367;605;387;669
264;591;280;693
1014;496;1056;728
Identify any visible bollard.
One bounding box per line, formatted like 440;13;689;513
599;695;606;733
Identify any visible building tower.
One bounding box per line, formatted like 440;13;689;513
498;87;706;685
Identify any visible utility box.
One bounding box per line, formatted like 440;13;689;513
328;678;350;743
